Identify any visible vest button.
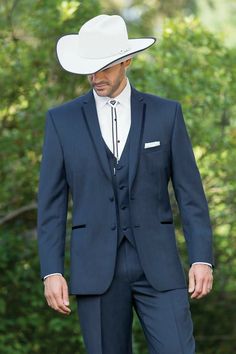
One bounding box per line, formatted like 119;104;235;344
130;196;135;200
109;196;114;202
134;225;140;228
111;225;117;230
121;205;127;210
116;164;123;170
119;185;125;190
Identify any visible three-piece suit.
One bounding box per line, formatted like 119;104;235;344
37;84;214;353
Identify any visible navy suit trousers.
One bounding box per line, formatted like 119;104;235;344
76;237;195;354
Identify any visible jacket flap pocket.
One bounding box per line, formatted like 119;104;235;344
72;224;86;230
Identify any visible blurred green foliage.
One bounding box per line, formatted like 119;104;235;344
0;1;235;353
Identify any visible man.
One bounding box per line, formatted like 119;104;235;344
37;14;214;354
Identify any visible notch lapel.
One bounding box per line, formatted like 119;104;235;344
81;90;112;183
128;87;146;195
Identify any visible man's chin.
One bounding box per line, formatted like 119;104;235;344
95;91;107;97
94;85;110;97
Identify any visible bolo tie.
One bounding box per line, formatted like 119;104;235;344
108;99;119;175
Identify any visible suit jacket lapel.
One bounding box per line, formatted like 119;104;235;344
128;86;146;195
81;90;112;183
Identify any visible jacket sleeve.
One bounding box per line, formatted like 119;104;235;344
37;110;69;279
170;103;214;266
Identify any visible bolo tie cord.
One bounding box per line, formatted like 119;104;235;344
111;106;119;162
109;101;119;175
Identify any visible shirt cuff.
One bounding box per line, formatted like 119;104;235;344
192;262;212;267
43;273;62;280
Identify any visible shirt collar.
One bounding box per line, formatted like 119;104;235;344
93;78;131;110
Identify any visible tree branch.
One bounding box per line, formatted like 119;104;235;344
0;202;37;225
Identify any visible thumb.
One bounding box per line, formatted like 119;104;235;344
188;268;195;293
62;279;70;306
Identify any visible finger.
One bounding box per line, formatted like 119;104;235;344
188;269;195;294
57;301;71;314
202;271;213;294
54;292;71;314
191;276;203;299
206;278;213;293
193;274;212;299
193;272;214;299
49;295;59;311
55;305;71;315
62;281;70;307
196;279;209;299
51;295;70;315
57;303;71;315
205;276;212;292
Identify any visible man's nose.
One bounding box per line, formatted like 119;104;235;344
90;71;103;82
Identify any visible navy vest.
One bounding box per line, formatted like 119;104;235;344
103;131;136;247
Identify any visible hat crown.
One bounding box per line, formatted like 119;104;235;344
78;15;130;59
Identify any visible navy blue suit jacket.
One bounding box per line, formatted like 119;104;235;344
37;85;214;295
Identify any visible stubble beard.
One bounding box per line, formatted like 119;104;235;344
91;69;126;98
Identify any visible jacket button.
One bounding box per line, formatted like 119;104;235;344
109;196;114;202
121;205;127;210
116;165;123;170
122;226;128;231
111;225;116;230
119;185;125;190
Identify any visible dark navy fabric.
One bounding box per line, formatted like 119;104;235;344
104;129;136;247
76;237;195;354
37;85;212;353
37;85;214;295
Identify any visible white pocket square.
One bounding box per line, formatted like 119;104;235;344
144;141;160;149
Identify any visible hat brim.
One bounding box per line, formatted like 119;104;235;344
56;35;156;75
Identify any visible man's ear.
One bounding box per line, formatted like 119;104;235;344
123;58;132;73
124;58;132;68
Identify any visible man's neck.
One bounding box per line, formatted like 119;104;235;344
109;77;127;98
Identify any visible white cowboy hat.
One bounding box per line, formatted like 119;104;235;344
56;14;156;75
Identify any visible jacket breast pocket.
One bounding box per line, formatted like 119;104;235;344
142;142;170;154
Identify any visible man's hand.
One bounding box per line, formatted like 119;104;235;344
188;264;213;299
44;275;71;315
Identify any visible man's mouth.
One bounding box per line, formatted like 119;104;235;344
94;83;108;89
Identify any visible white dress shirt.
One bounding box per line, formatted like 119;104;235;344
93;77;131;160
44;79;211;280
